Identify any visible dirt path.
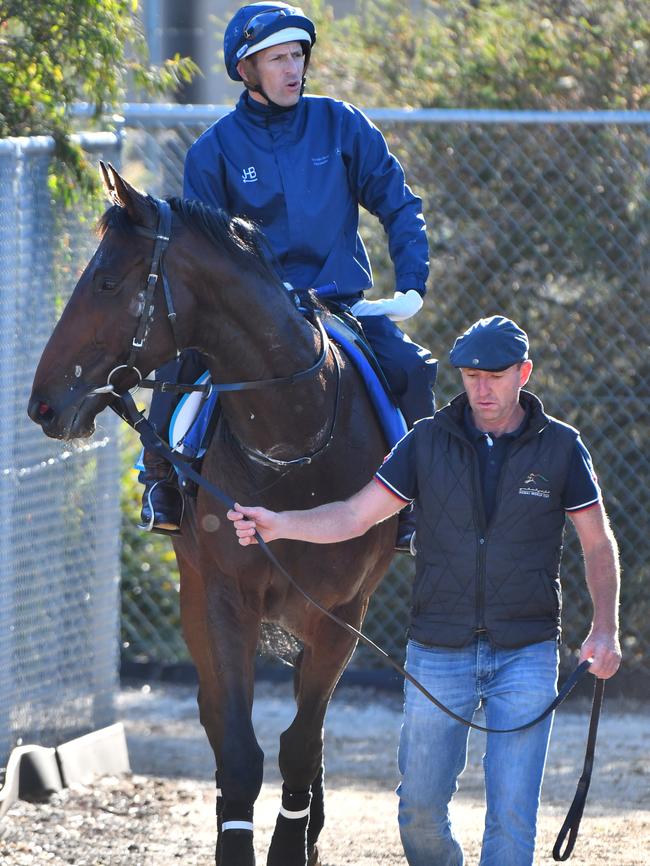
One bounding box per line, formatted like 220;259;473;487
1;680;648;865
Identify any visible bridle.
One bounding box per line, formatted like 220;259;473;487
90;197;175;395
91;197;340;467
93;196;601;862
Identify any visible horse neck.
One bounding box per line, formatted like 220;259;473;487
190;267;332;455
191;265;316;376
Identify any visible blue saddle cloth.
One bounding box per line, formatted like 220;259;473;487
323;319;407;448
169;371;218;461
158;316;407;467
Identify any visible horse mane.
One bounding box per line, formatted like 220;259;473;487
97;196;283;288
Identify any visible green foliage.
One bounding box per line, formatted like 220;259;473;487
306;0;649;110
0;0;198;201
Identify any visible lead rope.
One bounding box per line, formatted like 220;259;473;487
552;676;605;861
110;389;601;858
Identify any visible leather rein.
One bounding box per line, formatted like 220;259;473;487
95;197;602;861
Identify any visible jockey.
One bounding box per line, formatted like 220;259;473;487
139;1;438;550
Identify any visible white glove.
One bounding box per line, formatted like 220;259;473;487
351;289;423;322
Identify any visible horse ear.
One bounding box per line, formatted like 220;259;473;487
102;162;156;229
99;161;115;201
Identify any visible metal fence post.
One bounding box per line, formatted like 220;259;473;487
0;133;124;770
0;140;20;761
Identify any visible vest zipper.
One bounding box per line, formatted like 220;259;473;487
475;436;523;631
470;447;488;632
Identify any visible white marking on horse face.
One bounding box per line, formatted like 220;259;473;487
75;365;82;378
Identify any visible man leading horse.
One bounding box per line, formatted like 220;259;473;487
228;315;622;866
139;1;437;550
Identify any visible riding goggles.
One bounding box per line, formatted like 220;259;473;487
243;7;300;41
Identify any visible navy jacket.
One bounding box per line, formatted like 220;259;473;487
183;92;429;303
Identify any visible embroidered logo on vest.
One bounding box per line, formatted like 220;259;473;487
242;166;258;183
519;472;551;499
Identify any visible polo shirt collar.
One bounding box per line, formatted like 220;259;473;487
463;402;530;444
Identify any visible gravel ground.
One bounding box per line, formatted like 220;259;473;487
1;679;648;865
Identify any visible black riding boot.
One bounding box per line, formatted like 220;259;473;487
138;448;184;534
395;506;416;555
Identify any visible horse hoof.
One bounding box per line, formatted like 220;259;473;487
267;826;307;866
220;829;255;866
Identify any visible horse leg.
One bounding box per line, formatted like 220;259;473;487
200;664;262;866
306;764;325;866
178;550;263;865
178;551;227;862
267;599;367;866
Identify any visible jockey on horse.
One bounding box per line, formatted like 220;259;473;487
139;2;438;551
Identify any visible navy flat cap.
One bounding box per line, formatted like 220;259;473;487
449;316;529;370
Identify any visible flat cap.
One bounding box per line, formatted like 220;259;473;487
449;316;529;370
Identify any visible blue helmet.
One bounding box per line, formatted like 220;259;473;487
224;3;317;82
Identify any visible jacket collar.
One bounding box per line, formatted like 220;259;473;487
237;90;302;126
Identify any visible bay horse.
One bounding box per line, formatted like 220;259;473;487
28;165;396;866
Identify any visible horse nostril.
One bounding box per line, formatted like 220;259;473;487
40;406;56;426
28;398;55;425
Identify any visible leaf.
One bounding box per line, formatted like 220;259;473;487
3;0;200;202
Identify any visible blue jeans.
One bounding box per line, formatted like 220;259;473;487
397;636;559;866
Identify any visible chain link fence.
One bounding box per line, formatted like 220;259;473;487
96;104;648;689
0;133;123;771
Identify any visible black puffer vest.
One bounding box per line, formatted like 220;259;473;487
410;391;578;649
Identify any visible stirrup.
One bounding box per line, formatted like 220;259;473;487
138;480;184;535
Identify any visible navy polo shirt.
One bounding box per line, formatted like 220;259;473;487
463;404;528;523
375;408;601;520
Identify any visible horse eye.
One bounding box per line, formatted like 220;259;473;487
93;274;120;295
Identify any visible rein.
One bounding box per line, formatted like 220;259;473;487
136;313;333;398
100;196;600;861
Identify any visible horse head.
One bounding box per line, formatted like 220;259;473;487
28;164;185;440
